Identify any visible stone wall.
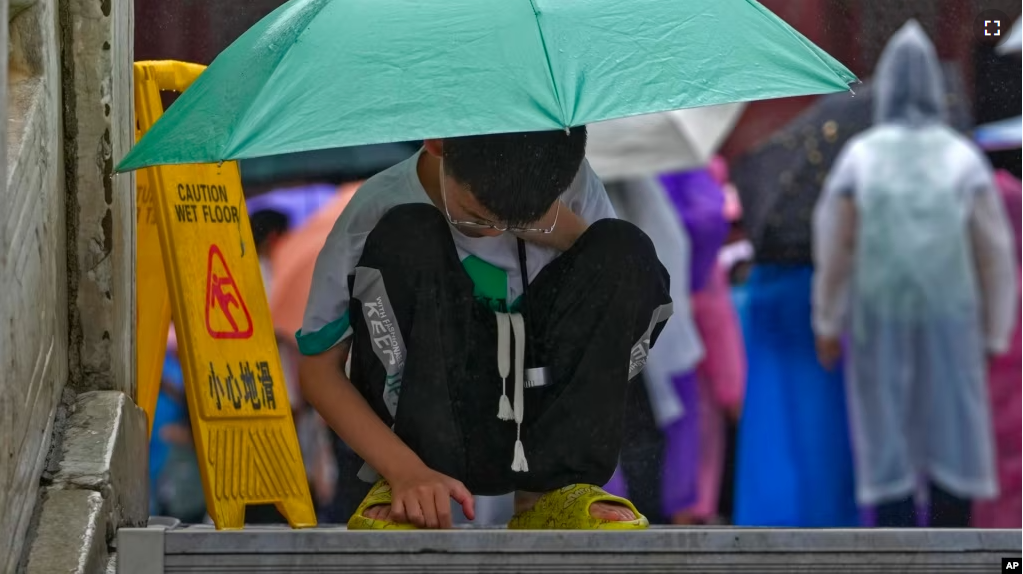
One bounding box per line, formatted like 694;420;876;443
1;0;139;570
0;0;68;570
62;0;135;397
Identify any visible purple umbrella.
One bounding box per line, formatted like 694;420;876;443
660;168;729;293
245;183;338;231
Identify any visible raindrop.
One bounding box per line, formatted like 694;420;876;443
822;120;839;142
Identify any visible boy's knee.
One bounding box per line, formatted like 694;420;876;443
378;203;446;230
363;204;452;263
578;219;660;274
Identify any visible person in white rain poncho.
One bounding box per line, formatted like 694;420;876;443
811;21;1017;527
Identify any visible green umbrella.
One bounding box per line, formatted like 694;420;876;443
117;0;856;172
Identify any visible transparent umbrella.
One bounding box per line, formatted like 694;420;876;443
586;104;745;181
974;116;1022;151
996;16;1021;55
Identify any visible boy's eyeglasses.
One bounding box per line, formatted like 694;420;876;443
440;177;559;234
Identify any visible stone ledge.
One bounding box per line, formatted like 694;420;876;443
51;391;149;541
120;526;1023;574
24;490;107;574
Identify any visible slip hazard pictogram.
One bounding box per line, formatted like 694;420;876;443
205;244;253;339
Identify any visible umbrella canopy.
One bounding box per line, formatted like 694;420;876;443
997;16;1022;55
117;0;855;172
974;116;1022;151
586;104;745;181
731;62;971;265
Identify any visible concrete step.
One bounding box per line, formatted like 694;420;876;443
116;524;1020;573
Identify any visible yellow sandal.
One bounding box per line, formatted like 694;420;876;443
506;484;649;530
347;479;418;530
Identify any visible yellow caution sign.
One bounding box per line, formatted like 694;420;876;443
134;60;316;529
136;120;172;435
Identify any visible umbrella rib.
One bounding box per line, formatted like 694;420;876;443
222;0;334;159
527;0;568;128
742;0;857;89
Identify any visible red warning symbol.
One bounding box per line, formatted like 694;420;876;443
205;244;253;339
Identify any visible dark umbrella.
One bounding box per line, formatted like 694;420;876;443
730;63;971;265
239;142;421;191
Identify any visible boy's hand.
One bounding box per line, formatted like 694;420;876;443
388;464;475;528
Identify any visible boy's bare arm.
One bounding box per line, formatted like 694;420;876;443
299;342;418;479
298;342;474;527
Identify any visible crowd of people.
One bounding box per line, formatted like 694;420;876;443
144;21;1020;529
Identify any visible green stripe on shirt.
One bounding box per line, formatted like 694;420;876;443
296;310;350;356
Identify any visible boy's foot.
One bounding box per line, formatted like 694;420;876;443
362;491;637;522
363;504;396;521
513;491;637;521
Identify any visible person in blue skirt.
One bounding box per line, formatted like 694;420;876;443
730;145;860;527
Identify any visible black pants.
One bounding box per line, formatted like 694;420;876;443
328;436;373;523
875;483;972;527
346;204;671;496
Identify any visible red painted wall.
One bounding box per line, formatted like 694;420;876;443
720;0;1021;161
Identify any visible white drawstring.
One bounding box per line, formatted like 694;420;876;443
509;313;528;472
495;311;529;472
496;312;514;421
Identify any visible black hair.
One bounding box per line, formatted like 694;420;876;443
442;127;587;227
249;209;289;249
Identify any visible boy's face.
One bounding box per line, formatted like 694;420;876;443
425;138;559;238
423;138;503;237
444;180;560;238
441;178;506;238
